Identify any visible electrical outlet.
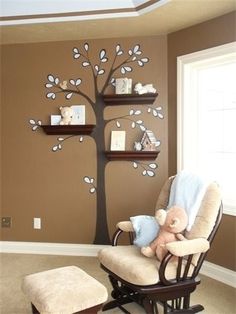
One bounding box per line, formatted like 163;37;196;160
1;217;12;228
33;217;41;229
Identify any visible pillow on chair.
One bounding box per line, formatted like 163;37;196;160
130;215;159;247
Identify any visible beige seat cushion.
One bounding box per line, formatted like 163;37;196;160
22;266;108;314
98;245;192;286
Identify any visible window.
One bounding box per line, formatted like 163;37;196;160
177;42;236;216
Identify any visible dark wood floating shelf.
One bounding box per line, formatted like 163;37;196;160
102;93;158;106
105;150;160;161
41;124;95;135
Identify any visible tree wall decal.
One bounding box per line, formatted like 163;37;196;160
29;42;164;245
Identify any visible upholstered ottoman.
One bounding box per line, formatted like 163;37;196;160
22;266;108;314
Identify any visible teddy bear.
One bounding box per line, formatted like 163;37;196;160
134;83;156;95
59;106;74;125
141;206;188;261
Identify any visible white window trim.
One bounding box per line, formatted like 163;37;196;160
177;42;236;217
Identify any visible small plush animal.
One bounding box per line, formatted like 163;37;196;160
141;206;188;261
59;106;74;125
134;83;156;95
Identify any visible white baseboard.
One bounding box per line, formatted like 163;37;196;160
201;260;236;288
0;241;235;288
0;241;109;256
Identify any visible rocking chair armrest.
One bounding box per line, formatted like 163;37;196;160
116;221;134;232
166;238;210;257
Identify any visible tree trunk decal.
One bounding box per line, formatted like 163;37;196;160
29;42;164;244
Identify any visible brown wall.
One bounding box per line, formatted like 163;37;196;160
1;36;168;244
168;11;236;271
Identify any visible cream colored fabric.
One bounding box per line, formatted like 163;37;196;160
117;221;134;232
22;266;108;314
155;176;175;210
98;245;193;286
166;238;210;257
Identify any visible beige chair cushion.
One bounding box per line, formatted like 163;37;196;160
22;266;108;314
98;245;193;286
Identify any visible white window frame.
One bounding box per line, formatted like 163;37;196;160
177;41;236;216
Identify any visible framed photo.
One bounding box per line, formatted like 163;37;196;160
110;131;126;151
50;115;61;125
71;105;85;125
115;78;132;94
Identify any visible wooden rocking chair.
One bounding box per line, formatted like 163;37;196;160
98;176;223;314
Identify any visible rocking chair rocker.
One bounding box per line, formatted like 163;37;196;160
98;175;223;314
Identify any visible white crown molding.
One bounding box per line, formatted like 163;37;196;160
0;241;235;288
0;0;170;26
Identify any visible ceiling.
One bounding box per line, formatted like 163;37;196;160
0;0;235;45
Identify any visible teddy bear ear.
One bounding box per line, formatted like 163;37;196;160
155;209;167;226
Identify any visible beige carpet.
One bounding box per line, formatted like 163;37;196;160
0;253;235;314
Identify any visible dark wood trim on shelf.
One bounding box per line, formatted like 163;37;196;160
41;124;95;135
105;150;160;160
102;93;158;105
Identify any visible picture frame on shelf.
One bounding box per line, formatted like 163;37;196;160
110;131;126;151
71;105;85;125
115;78;132;94
50;115;61;125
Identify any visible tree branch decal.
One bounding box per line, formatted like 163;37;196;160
29;42;164;245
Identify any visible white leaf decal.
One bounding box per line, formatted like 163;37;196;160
100;49;106;60
156;140;161;146
133;162;138;169
29;119;35;125
152;109;158;117
73;47;79;53
37;120;42;126
94;65;99;71
133;44;140;53
135;51;142;55
54;77;59;85
69;79;75;85
82;61;90;67
116;44;121;53
132;56;137;61
134;110;141;115
147;108;151;113
116;121;121;128
129;109;134;115
47;75;54;82
76;79;82;86
98;69;105;75
158;113;164;119
156;106;162;110
32;125;38;131
66;93;73;99
142;170;147;176
46;92;55;99
58;137;64;141
136;120;143;124
45;83;53;88
101;58;108;63
140;125;146;131
149;163;157;169
52;145;58;152
124;66;132;72
58;144;62;150
128;50;133;56
132;122;136;128
147;170;155;177
138;61;143;66
84;176;91;184
52;94;56;99
74;53;80;59
90;178;94;183
90;187;96;194
121;67;125;74
141;58;149;63
79;136;83;142
84;43;89;51
117;50;123;56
